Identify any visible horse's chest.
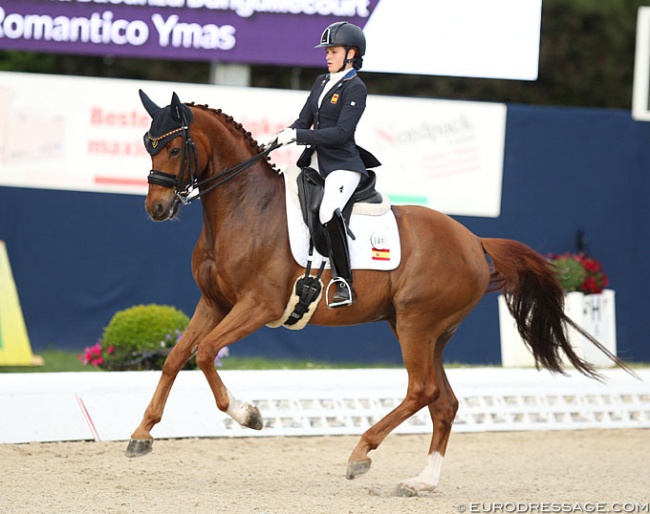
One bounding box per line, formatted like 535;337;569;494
195;259;223;294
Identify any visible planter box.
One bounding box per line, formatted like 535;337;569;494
498;289;617;368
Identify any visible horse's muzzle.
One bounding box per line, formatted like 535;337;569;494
147;196;179;221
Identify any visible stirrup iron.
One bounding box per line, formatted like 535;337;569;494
326;277;353;308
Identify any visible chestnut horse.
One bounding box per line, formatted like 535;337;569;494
127;91;625;495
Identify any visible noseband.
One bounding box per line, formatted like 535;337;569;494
147;121;279;206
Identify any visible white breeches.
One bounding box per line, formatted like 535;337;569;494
319;169;362;224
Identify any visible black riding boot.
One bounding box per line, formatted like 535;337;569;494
324;209;353;308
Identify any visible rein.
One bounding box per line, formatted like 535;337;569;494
147;122;280;206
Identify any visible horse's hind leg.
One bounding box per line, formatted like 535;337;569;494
398;334;458;495
346;320;441;480
125;298;216;457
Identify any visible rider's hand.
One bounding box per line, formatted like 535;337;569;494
258;133;279;149
276;128;297;146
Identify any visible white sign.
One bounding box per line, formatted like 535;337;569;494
0;71;506;217
363;0;542;80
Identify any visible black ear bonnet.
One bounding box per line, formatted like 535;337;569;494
139;90;194;155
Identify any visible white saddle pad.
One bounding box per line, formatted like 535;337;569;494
282;166;401;271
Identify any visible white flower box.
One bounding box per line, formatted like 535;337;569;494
498;289;617;368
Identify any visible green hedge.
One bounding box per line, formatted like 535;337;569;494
100;304;191;371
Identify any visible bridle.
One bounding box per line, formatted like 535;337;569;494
147;118;280;206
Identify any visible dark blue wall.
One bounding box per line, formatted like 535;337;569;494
1;103;648;364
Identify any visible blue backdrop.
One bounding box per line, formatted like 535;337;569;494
1;103;649;364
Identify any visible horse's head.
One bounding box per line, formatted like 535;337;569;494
139;89;198;221
140;89;280;222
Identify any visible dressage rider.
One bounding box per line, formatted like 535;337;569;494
266;21;380;308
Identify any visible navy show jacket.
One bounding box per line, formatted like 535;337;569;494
290;69;371;177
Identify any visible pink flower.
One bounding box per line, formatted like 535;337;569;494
77;340;110;367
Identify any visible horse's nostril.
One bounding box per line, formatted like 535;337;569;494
153;203;165;218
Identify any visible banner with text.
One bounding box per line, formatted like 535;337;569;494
0;71;506;217
0;0;540;80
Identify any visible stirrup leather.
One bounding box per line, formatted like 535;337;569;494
326;277;353;308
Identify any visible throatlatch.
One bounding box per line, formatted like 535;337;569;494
324;208;353;308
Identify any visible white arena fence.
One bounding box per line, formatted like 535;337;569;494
0;368;648;444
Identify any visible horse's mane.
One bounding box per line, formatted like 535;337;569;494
187;102;278;173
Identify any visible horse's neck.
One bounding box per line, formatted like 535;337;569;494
200;158;285;244
197;112;286;247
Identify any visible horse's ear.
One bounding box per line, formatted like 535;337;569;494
170;92;184;123
139;89;160;118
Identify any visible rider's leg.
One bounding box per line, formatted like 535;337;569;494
320;170;361;307
319;170;362;224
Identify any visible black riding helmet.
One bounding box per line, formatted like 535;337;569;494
315;21;366;70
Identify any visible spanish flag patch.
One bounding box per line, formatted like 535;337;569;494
331;94;339;104
371;248;390;261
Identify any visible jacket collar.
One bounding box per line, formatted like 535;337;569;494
326;68;357;83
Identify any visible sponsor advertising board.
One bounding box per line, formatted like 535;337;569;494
0;71;506;217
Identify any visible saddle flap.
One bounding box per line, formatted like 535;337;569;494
297;168;327;255
298;167;324;213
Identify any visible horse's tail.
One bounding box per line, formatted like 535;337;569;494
481;237;632;380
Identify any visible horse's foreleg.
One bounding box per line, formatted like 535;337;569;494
125;342;195;457
125;299;216;458
197;365;264;431
397;337;458;496
195;301;272;431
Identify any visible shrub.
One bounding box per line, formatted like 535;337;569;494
99;304;190;371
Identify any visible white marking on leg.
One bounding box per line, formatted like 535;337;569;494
401;451;444;492
225;389;250;426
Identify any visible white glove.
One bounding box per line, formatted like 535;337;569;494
276;128;297;146
258;133;279;149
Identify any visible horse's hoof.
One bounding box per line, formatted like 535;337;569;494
345;457;372;479
395;480;436;497
125;438;153;458
394;484;420;497
243;404;264;430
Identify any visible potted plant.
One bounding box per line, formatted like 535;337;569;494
549;252;608;295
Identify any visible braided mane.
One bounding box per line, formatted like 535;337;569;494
187;102;278;173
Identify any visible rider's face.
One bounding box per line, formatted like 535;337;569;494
325;46;355;73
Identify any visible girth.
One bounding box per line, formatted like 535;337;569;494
296;167;383;256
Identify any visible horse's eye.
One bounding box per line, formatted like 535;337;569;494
169;148;181;157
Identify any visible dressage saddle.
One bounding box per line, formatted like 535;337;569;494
296;167;383;257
